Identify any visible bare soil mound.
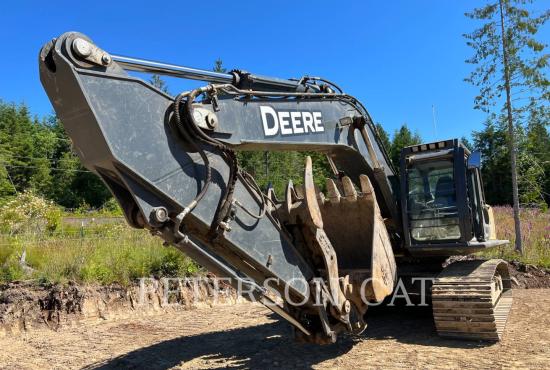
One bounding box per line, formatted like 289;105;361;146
507;260;550;288
445;255;550;288
0;277;237;336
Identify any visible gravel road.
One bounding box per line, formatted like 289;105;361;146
0;289;548;369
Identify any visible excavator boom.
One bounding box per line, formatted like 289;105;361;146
39;32;401;343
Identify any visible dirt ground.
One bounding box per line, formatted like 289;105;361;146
0;289;547;370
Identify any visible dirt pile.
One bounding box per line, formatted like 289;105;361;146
508;260;550;288
445;255;550;288
0;277;239;337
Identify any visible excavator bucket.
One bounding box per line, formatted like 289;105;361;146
274;157;397;310
320;174;396;302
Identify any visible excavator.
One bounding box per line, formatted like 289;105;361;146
39;32;513;344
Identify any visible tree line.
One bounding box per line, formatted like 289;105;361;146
0;97;547;209
0;102;111;208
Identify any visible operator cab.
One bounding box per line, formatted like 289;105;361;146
399;139;508;256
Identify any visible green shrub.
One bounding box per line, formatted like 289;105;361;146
99;198;123;216
0;191;61;235
44;206;62;233
0;253;24;282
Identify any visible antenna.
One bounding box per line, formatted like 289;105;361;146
432;104;438;141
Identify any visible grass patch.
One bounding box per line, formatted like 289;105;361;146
477;206;550;268
0;222;200;285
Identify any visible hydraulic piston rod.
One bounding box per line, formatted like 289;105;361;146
111;54;308;92
112;54;234;83
68;35;311;92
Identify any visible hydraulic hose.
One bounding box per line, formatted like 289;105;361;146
184;86;239;238
173;92;212;218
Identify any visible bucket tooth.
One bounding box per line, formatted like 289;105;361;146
359;174;374;195
304;156;324;229
313;184;322;196
284;180;300;223
359;174;375;202
285;180;300;203
341;176;357;202
318;191;326;205
266;187;279;212
312;184;325;204
326;179;341;204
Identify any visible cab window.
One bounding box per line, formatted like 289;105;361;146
406;159;461;242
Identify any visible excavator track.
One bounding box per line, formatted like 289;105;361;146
431;259;513;341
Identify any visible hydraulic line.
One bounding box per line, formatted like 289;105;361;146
183;86;239;237
234;170;268;220
173;92;211;218
296;76;344;94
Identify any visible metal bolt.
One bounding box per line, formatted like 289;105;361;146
219;221;232;232
205;113;218;129
343;300;351;314
101;53;112;65
150;207;169;224
72;38;92;58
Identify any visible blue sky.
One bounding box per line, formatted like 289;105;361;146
1;1;548;141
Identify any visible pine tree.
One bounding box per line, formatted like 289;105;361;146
464;0;549;253
149;74;170;94
0;101;113;209
0;158;15;197
375;123;392;154
473;117;513;205
389;124;422;173
525;105;550;206
213;58;227;73
460;136;474;152
0;102;40;192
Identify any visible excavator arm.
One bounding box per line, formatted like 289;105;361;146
38;32;412;344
